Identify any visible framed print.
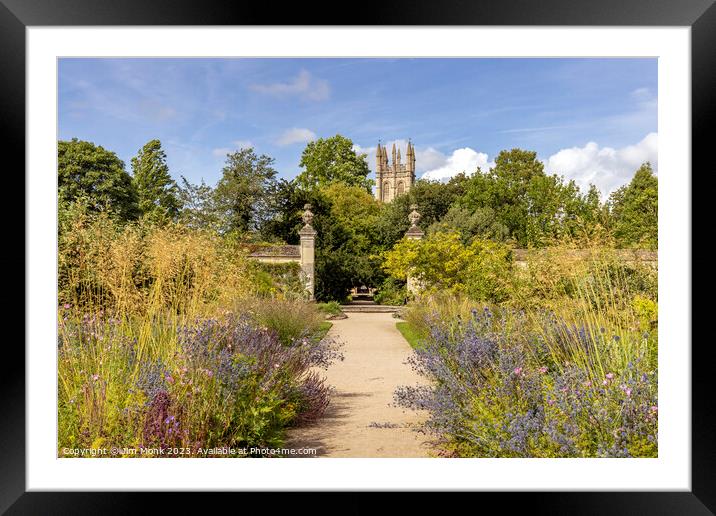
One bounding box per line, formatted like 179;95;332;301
4;0;712;512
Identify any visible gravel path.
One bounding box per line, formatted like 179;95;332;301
285;312;432;458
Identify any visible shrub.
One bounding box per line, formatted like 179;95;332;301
316;301;342;317
395;307;657;457
374;277;407;306
58;311;342;456
382;232;512;303
244;298;325;346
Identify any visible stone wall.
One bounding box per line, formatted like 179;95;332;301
511;248;657;269
247;204;317;300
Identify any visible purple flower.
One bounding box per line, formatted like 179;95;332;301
605;373;614;380
514;367;523;376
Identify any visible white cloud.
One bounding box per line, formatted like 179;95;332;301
544;132;658;196
355;140;452;175
232;139;253;149
249;70;330;101
421;148;494;181
212;147;231;157
276;128;317;146
631;87;653;102
359;133;657;194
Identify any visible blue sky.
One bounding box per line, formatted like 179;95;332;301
58;58;657;196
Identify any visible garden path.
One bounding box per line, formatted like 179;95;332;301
285;312;432;457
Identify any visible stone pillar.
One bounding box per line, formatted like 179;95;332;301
405;204;424;297
299;204;317;301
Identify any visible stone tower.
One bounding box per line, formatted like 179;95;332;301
375;140;416;202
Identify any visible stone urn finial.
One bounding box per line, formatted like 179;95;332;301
408;204;421;227
405;204;424;240
302;203;314;227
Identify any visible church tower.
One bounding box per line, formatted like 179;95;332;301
375;140;416;202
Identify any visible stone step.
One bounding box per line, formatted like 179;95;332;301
340;304;403;313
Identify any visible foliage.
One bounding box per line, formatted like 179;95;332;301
58;138;140;221
395;303;657;458
374;175;469;250
261;181;385;301
427;205;509;243
177;176;220;231
295;135;373;192
244;298;325;346
316;301;343;317
373;277;407;306
608;163;658;249
508;245;657;312
57;202;317;316
459;149;605;247
383;231;512;303
213;147;278;234
58;311;341;456
57;201;339;456
249;261;306;300
131;139;181;223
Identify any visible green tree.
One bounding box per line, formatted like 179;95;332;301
428;205;509;243
608;163;658;249
382;231;512;302
295;135;373;191
130;139;180;222
375;174;470;250
261;181;385;301
177;176;219;230
213;148;278;234
58;138;139;221
460;149;601;246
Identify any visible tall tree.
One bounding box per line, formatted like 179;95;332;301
213;147;278;234
460;149;601;246
58;138;139;221
295;135;373;192
608;163;658;249
177;176;219;230
130;139;180;222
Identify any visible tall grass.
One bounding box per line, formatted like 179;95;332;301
58;206;338;457
396;248;658;457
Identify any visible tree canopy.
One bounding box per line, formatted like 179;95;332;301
213;148;278;234
131;139;180;222
58;138;139;221
57;136;657;302
608;163;658;249
459;149;603;246
295;135;373;192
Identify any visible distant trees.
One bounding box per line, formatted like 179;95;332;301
295;135;373;192
459;149;605;247
57;135;658;301
177;177;219;230
608;163;658;249
58;138;139;221
373;175;470;251
213;148;278;234
130;139;180;223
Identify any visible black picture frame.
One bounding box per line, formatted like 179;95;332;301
3;0;710;512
